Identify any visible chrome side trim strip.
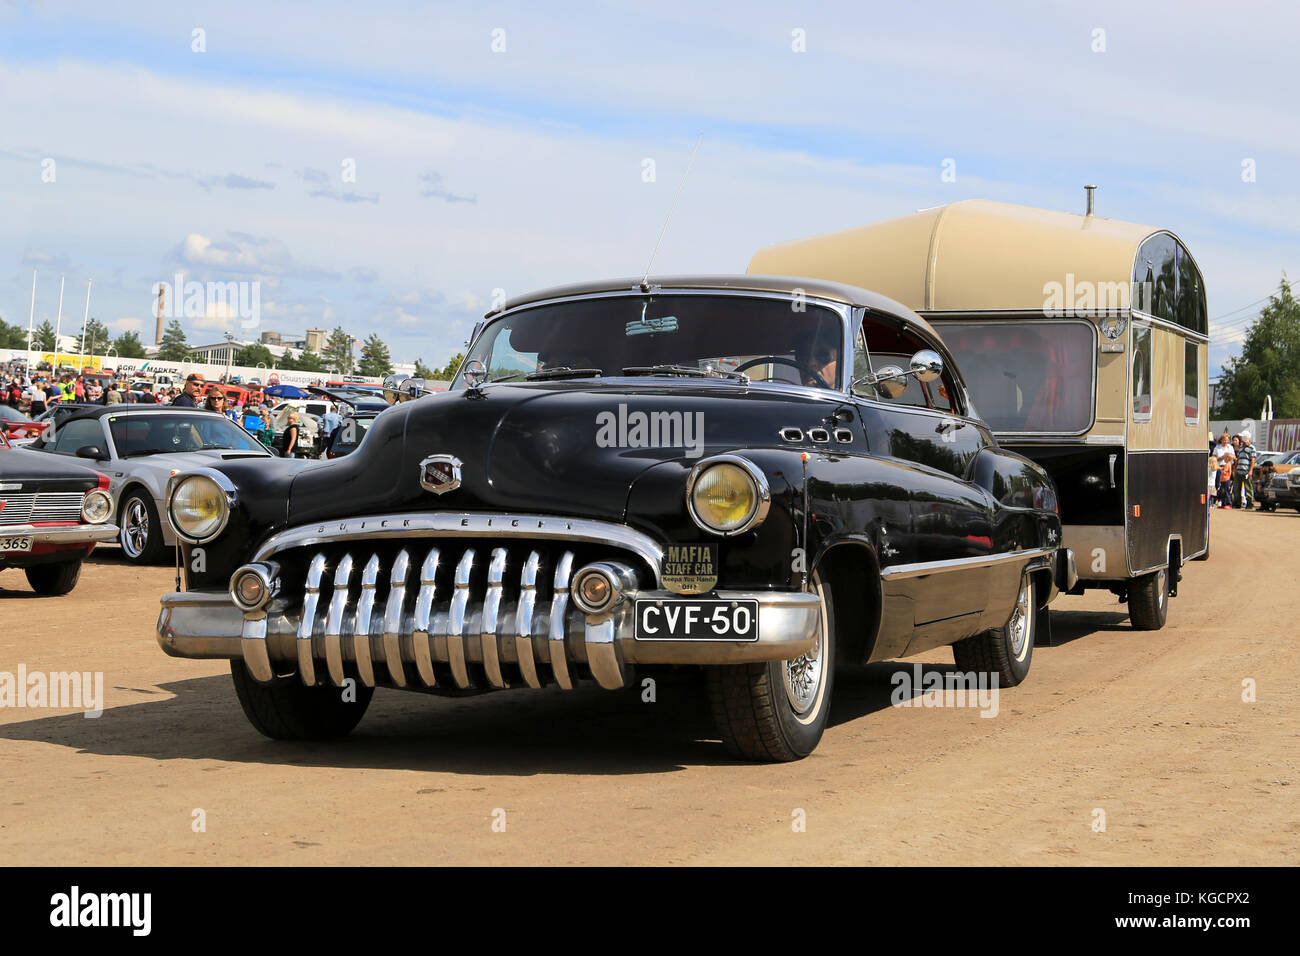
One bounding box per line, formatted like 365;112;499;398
447;549;476;689
296;553;327;685
239;614;273;682
411;548;440;686
880;547;1055;580
253;512;664;587
353;554;380;686
382;549;411;687
549;551;575;690
481;547;509;688
324;553;354;686
515;551;543;689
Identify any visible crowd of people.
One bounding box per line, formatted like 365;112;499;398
1211;429;1257;509
3;362;340;459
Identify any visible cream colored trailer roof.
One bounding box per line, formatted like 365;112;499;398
748;199;1163;313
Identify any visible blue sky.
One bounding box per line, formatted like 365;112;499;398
3;0;1297;371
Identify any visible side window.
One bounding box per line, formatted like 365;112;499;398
1132;324;1153;421
1184;340;1199;424
51;418;104;455
854;320;957;412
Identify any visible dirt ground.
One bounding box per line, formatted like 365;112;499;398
1;507;1295;866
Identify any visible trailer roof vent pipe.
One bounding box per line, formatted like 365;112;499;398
1084;184;1097;216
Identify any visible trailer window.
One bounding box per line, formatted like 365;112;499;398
930;320;1093;433
1132;324;1153;421
1184;340;1199;423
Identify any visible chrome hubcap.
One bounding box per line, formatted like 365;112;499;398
122;500;148;557
1008;581;1030;658
783;591;825;716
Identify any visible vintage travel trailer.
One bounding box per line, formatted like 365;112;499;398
750;197;1210;629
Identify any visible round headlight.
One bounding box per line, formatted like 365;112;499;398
170;474;230;541
81;489;112;524
688;458;770;535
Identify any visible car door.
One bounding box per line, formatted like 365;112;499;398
851;317;996;644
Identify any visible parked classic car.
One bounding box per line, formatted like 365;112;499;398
155;276;1074;761
1257;450;1300;511
308;386;389;459
0;428;117;595
20;405;278;564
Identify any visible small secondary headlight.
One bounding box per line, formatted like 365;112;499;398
229;563;278;612
81;489;112;524
170;474;229;541
687;457;770;536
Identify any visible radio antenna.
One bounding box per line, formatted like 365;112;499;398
639;134;702;292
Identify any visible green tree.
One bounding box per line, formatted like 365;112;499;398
77;317;111;356
323;326;355;375
412;357;435;379
357;333;393;377
436;352;464;380
110;331;148;359
0;317;27;349
155;319;191;362
32;320;56;351
293;349;329;373
235;342;276;367
1218;276;1300;419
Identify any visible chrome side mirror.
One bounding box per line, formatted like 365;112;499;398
910;349;943;383
382;373;409;406
400;377;426;400
461;359;486;386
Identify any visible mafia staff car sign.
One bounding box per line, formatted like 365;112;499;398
662;543;717;594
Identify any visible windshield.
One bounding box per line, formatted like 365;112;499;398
108;413;266;456
931;320;1095;433
453;293;845;390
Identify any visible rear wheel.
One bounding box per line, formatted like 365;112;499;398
24;560;83;596
230;659;373;740
952;574;1035;686
1129;567;1169;630
707;573;835;762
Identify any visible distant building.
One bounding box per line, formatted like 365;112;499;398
305;328;327;353
260;330;283;346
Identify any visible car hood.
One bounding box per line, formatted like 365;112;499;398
1;448;102;491
121;448;273;474
286;380;843;526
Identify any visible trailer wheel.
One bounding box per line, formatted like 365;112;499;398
1129;567;1169;630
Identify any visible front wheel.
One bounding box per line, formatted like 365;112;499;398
119;490;167;564
706;573;835;762
230;660;373;740
1128;567;1169;630
952;574;1035;687
24;560;83;596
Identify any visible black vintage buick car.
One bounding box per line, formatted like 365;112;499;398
156;276;1075;761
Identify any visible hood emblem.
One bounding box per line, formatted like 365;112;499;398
419;455;463;495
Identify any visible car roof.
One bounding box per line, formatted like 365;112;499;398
58;405;229;421
492;273;918;317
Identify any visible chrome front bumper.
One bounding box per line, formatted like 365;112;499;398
157;587;820;692
0;523;118;545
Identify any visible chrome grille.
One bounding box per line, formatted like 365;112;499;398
261;538;647;691
0;492;84;526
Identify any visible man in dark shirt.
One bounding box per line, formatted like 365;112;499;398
171;373;204;408
137;383;157;404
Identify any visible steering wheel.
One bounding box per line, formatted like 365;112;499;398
733;355;830;389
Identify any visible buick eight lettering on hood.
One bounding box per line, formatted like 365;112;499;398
155;275;1076;761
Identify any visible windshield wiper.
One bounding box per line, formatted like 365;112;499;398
621;364;749;383
123;448;170;458
524;367;603;381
